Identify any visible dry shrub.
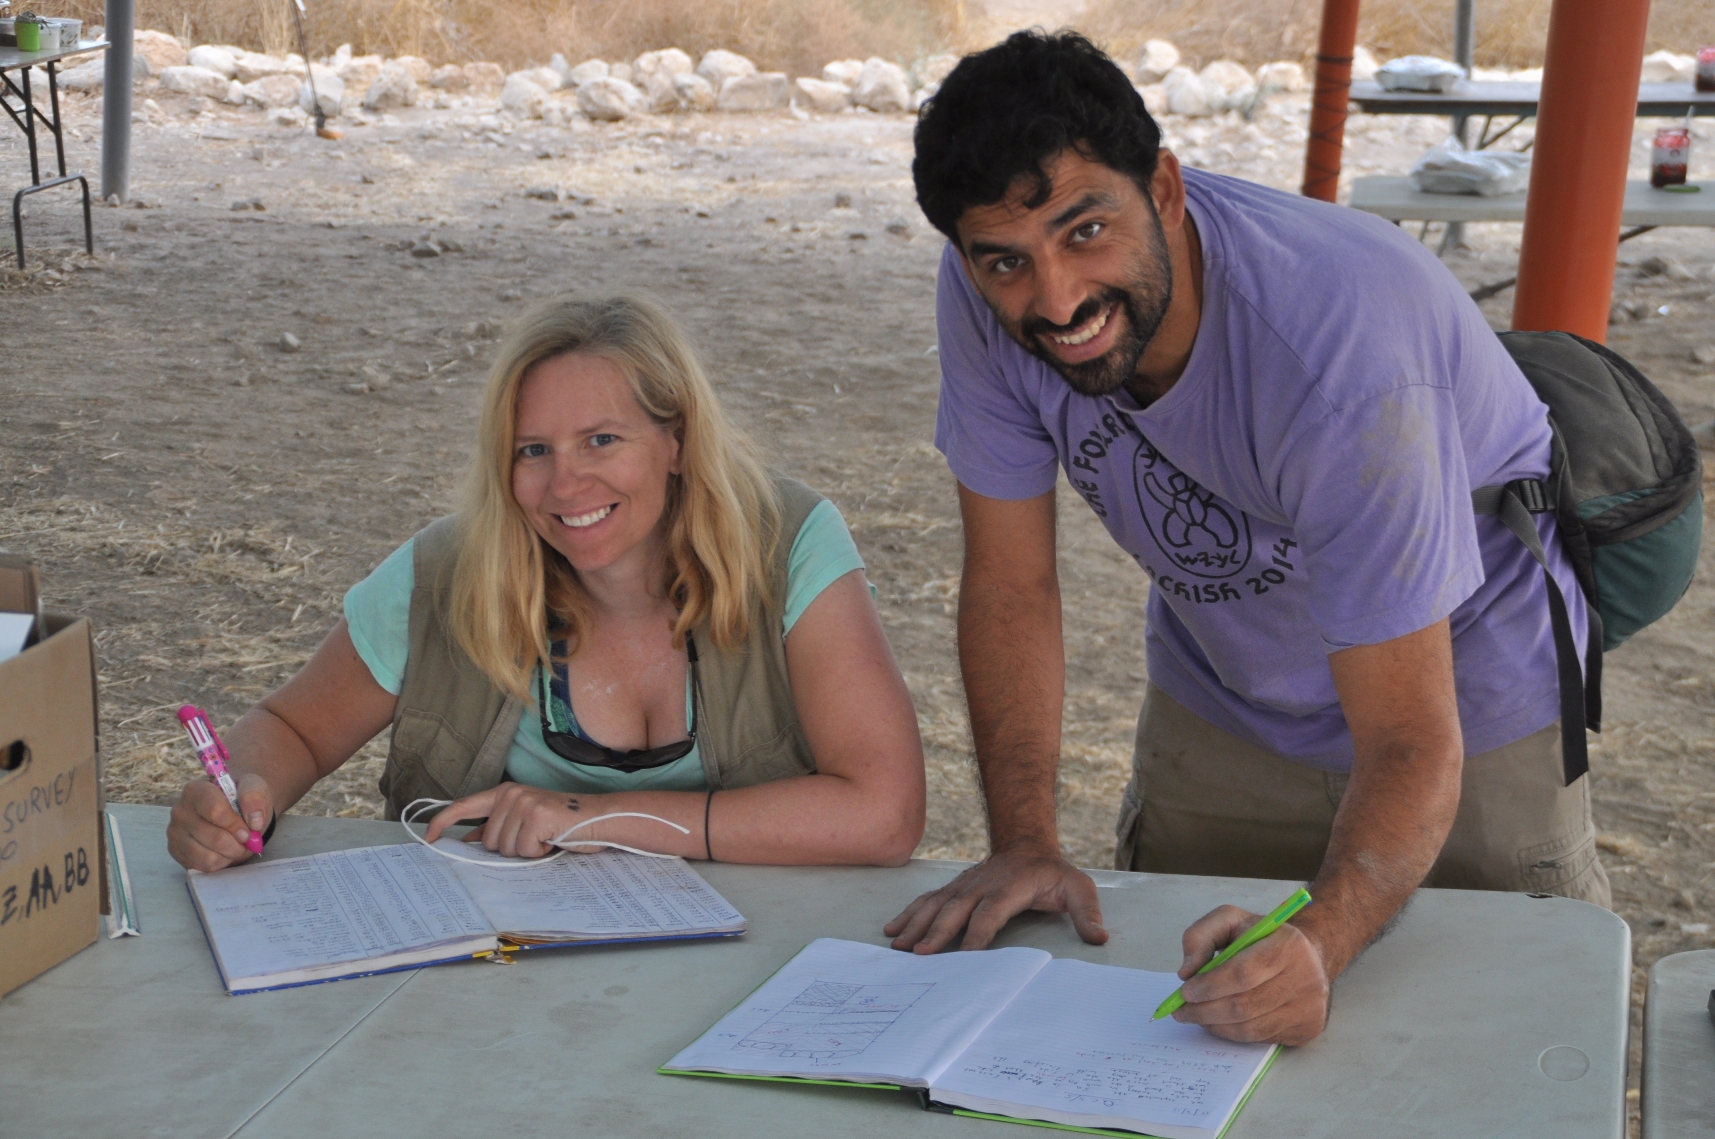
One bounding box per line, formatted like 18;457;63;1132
1078;0;1713;72
52;0;966;75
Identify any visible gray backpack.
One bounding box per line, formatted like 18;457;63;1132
1475;330;1704;784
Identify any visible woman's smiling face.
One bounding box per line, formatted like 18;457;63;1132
510;351;681;578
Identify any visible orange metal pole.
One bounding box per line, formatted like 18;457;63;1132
1511;0;1652;342
1301;0;1363;201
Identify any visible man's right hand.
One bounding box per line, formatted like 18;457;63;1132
885;843;1108;953
167;774;273;872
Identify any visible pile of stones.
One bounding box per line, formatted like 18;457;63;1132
51;30;1637;126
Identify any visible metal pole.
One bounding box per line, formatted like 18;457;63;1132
1440;0;1476;252
1301;0;1363;202
1510;0;1652;341
100;0;133;203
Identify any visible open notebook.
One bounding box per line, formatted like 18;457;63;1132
187;839;745;994
662;938;1276;1139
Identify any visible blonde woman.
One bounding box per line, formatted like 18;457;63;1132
167;294;926;870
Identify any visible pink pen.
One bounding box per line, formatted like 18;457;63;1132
178;705;265;855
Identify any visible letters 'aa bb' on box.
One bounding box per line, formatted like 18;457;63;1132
0;613;103;998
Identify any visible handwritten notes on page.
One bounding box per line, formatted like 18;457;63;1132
440;840;745;941
664;938;1052;1087
929;957;1276;1139
187;844;496;992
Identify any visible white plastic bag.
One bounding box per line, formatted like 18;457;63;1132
1376;55;1467;93
1409;137;1531;196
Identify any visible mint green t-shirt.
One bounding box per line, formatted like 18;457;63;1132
344;500;865;794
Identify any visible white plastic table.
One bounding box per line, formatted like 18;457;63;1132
0;804;1631;1138
1641;949;1715;1138
1349;177;1715;228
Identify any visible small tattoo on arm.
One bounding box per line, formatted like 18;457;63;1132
566;797;581;812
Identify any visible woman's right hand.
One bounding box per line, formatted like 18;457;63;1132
167;773;274;872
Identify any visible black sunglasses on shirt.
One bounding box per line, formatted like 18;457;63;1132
536;633;701;773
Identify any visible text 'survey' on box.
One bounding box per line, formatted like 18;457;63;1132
0;613;102;998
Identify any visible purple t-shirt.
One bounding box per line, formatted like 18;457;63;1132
934;168;1585;770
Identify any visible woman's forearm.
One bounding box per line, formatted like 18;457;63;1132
572;771;923;867
221;703;332;815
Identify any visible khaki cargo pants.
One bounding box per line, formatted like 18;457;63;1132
1114;686;1611;907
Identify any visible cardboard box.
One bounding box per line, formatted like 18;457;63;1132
0;613;102;998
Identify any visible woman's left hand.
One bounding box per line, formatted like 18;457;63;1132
422;784;606;857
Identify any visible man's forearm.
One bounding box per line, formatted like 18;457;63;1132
958;575;1066;852
1297;737;1462;977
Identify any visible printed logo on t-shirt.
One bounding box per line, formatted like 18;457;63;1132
1134;437;1251;578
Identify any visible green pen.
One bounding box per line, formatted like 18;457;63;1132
1151;887;1313;1021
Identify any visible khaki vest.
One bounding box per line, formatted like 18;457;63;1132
377;474;825;819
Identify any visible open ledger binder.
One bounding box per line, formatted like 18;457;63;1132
661;939;1277;1139
187;839;745;994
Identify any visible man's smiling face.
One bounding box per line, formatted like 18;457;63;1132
955;148;1173;398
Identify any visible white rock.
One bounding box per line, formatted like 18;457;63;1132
187;45;238;78
911;52;959;89
267;105;307;128
298;65;344;117
1136;83;1168;117
1255;60;1306;93
58;58;106;91
794;76;851;113
1508;66;1543;82
362;62;418;110
514;66;563;92
852;57;910;112
336;54;383;90
1162;66;1216;116
822;59;863;88
429;64;468;90
465;62;506;90
1640;50;1694;84
637;71;680;113
717;71;788;112
223;78;247;105
160;65;232;100
331;43;352;67
911;82;937;112
241;74;300;108
549;52;570;81
392;55;432;82
609;61;633;84
1135;39;1180;84
232;51;293;83
697;49;756;88
673;72;716;111
1199;59;1255;100
1351;45;1379;81
567;59;609;87
134;29;186;73
578;76;643;120
635;48;693;79
502;73;549;117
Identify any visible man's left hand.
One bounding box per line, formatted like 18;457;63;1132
1170;905;1331;1046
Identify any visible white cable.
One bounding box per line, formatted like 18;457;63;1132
399;797;689;867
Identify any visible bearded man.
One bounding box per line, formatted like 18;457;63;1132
884;31;1609;1045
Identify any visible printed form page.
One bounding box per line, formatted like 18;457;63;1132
665;938;1052;1087
189;843;495;985
440;841;745;939
929;958;1276;1139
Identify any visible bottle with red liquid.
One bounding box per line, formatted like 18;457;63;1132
1698;46;1715;93
1651;126;1690;188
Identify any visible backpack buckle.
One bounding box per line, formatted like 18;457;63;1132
1509;478;1550;514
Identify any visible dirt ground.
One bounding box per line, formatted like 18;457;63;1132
2;82;1711;1111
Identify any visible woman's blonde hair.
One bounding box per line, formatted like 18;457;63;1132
448;292;778;701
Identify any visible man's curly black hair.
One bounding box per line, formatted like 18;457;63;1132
913;31;1162;244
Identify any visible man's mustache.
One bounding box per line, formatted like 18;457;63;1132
1021;292;1120;340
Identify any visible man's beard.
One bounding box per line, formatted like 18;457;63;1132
1006;223;1173;399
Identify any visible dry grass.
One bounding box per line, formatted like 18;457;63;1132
1076;0;1712;72
53;0;966;76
